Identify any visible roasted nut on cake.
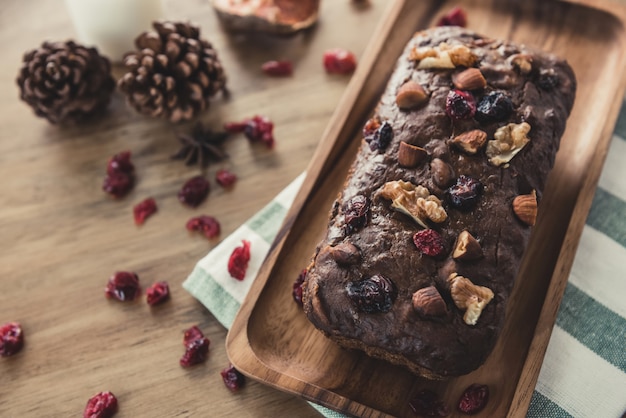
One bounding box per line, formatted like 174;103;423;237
379;180;447;228
508;53;533;74
396;81;429;110
452;230;483;261
452;68;486;90
412;286;447;317
448;273;494;325
513;190;538;226
486;122;531;166
329;242;361;265
452;129;487;154
398;141;428;167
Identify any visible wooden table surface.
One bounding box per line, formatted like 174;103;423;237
0;0;389;416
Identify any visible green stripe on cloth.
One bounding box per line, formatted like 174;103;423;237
614;98;626;139
586;188;626;247
246;201;288;244
556;283;626;373
182;266;241;329
527;391;573;418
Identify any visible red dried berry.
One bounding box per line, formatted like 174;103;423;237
446;175;484;211
346;274;397;313
409;389;450;417
186;215;221;239
83;391;118;418
180;325;210;368
292;269;307;306
437;6;467;27
178;176;210;207
102;171;134;199
344;194;370;233
106;151;134;176
146;281;170;306
215;169;237;188
220;363;246;392
133;197;157;225
323;48;357;74
362;117;381;139
458;384;489;415
228;240;251;280
261;60;293;77
413;229;446;257
105;271;141;302
0;322;24;357
225;116;275;148
446;89;476;121
365;120;393;152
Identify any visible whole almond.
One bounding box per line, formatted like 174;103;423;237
452;68;487;91
453;230;483;260
329;242;360;265
412;286;447;317
396;81;428;110
512;190;537;226
452;129;487;154
398;141;428;168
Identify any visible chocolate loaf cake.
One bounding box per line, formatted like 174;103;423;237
302;26;576;379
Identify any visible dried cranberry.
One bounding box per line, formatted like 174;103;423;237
346;275;397;313
413;229;446;257
133;197;157;225
102;171;134;199
215;169;237;188
106;151;134;176
83;391;118;418
146;281;170;306
178;175;210;207
0;322;24;357
537;68;560;90
458;384;489;415
105;271;141;301
475;91;513;123
221;363;246;392
344;194;370;233
261;60;293;77
365;120;393;152
409;389;449;417
225;116;275;148
186;215;221;239
228;240;251;280
180;325;210;367
292;269;307;306
437;6;467;27
362;117;381;139
323;48;357;74
446;175;484;211
446;89;476;121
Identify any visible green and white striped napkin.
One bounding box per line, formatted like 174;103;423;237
183;100;626;418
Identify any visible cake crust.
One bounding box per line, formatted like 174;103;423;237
302;26;576;379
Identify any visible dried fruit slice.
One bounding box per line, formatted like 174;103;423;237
215;169;237;188
211;0;320;34
105;272;141;302
228;240;251;280
186;215;221;239
133;197;157;225
180;326;210;367
178;176;210;207
146;281;170;306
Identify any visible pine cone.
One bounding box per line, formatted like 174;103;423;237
16;41;115;124
118;21;227;123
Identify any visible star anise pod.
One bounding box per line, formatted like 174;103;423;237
172;122;230;168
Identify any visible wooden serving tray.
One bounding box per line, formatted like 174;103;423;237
226;0;626;416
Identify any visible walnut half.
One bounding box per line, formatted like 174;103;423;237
447;273;494;325
378;180;447;228
486;122;531;166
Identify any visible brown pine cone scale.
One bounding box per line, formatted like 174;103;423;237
119;21;227;123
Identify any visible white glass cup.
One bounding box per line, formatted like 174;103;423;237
64;0;165;62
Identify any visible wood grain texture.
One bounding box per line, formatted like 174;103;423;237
0;0;389;416
226;0;626;417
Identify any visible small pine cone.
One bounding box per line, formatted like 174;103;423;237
16;41;115;124
118;21;227;123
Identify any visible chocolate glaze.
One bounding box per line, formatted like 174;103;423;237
302;27;576;379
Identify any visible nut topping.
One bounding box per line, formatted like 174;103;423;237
451;129;487;154
398;141;428;168
508;53;533;74
396;81;429;110
412;286;447;317
329;242;361;265
448;273;494;325
378;180;447;228
486;122;531;166
453;230;483;261
409;42;477;69
430;158;455;188
452;68;487;90
512;190;537;226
